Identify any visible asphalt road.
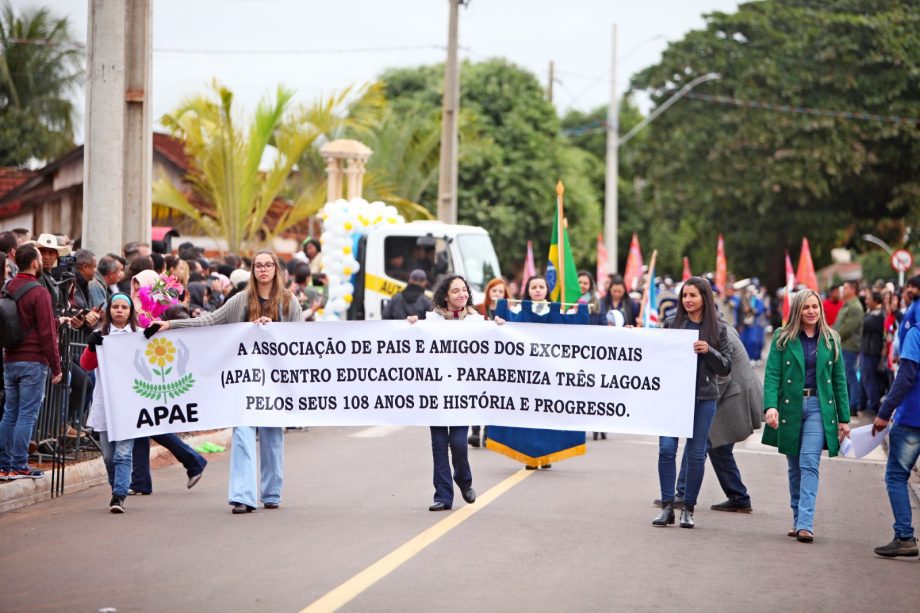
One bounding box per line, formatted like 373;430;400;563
1;424;918;612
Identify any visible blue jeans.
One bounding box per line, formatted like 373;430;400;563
658;398;718;506
787;396;826;532
842;350;860;411
228;426;284;509
677;442;751;504
131;433;208;494
885;423;920;539
859;354;881;414
0;362;49;470
100;431;133;498
430;426;472;506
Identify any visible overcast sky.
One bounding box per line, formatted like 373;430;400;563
26;0;744;140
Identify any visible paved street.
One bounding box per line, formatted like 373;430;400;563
1;424;918;612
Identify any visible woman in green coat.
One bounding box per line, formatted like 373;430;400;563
763;289;850;542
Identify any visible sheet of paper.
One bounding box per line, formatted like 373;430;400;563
842;423;889;459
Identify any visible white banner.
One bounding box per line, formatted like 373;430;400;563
97;321;698;441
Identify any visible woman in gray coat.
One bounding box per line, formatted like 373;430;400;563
665;326;763;512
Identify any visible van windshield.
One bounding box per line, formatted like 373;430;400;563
456;234;501;292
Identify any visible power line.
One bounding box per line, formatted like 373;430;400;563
561;93;918;136
685;93;918;125
8;38;448;56
154;44;447;55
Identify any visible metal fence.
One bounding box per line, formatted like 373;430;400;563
28;324;100;498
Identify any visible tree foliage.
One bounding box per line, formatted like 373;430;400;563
561;96;650;272
379;59;603;276
628;0;918;287
153;82;321;253
0;1;82;166
153;82;435;254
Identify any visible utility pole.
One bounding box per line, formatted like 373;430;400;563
547;60;555;103
83;0;152;256
437;0;463;224
604;24;618;273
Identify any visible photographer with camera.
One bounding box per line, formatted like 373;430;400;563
27;234;89;328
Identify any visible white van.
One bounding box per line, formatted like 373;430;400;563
350;221;502;320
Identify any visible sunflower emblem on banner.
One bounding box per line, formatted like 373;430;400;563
133;338;195;403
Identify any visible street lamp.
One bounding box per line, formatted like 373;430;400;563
861;233;893;255
604;71;720;274
619;72;722;146
862;232;913;286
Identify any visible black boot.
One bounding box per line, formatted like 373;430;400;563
680;504;695;528
652;501;675;526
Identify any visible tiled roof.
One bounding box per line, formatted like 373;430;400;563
0;168;35;200
153;133;190;171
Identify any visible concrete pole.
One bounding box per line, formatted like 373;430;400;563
83;0;152;257
547;60;554;103
604;24;618;273
436;0;461;224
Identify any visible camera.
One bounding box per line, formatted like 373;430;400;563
51;255;76;281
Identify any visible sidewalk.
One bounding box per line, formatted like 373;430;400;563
0;429;232;514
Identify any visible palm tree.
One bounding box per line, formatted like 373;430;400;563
284;84;433;222
360;101;485;219
0;1;83;165
153;81;319;254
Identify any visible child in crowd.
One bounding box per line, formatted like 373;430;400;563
80;294;140;513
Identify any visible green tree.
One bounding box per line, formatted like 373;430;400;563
380;59;603;275
153;82;433;253
0;2;82;165
561;96;652;273
628;0;919;287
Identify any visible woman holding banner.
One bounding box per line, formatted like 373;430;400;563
653;277;732;529
148;250;302;514
408;275;497;511
475;278;510;320
762;289;849;543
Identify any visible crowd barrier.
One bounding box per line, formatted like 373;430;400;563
28;325;98;498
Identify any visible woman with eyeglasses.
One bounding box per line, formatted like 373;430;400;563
148;249;302;514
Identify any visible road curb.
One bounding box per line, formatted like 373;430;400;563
0;429;232;514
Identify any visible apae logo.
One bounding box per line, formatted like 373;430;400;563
133;337;195;404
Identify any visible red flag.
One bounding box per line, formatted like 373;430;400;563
596;233;608;292
715;234;727;293
682;256;692;281
522;240;536;292
782;251;795;325
623;234;644;292
796;237;818;291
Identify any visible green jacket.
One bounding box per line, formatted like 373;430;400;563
833;297;863;353
761;331;849;457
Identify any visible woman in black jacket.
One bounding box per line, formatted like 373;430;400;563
653;277;732;528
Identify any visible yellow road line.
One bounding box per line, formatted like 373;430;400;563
301;469;534;613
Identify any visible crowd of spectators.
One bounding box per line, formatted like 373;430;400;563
0;231;331;481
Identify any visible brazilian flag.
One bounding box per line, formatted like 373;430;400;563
486;299;588;468
546;213;580;304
